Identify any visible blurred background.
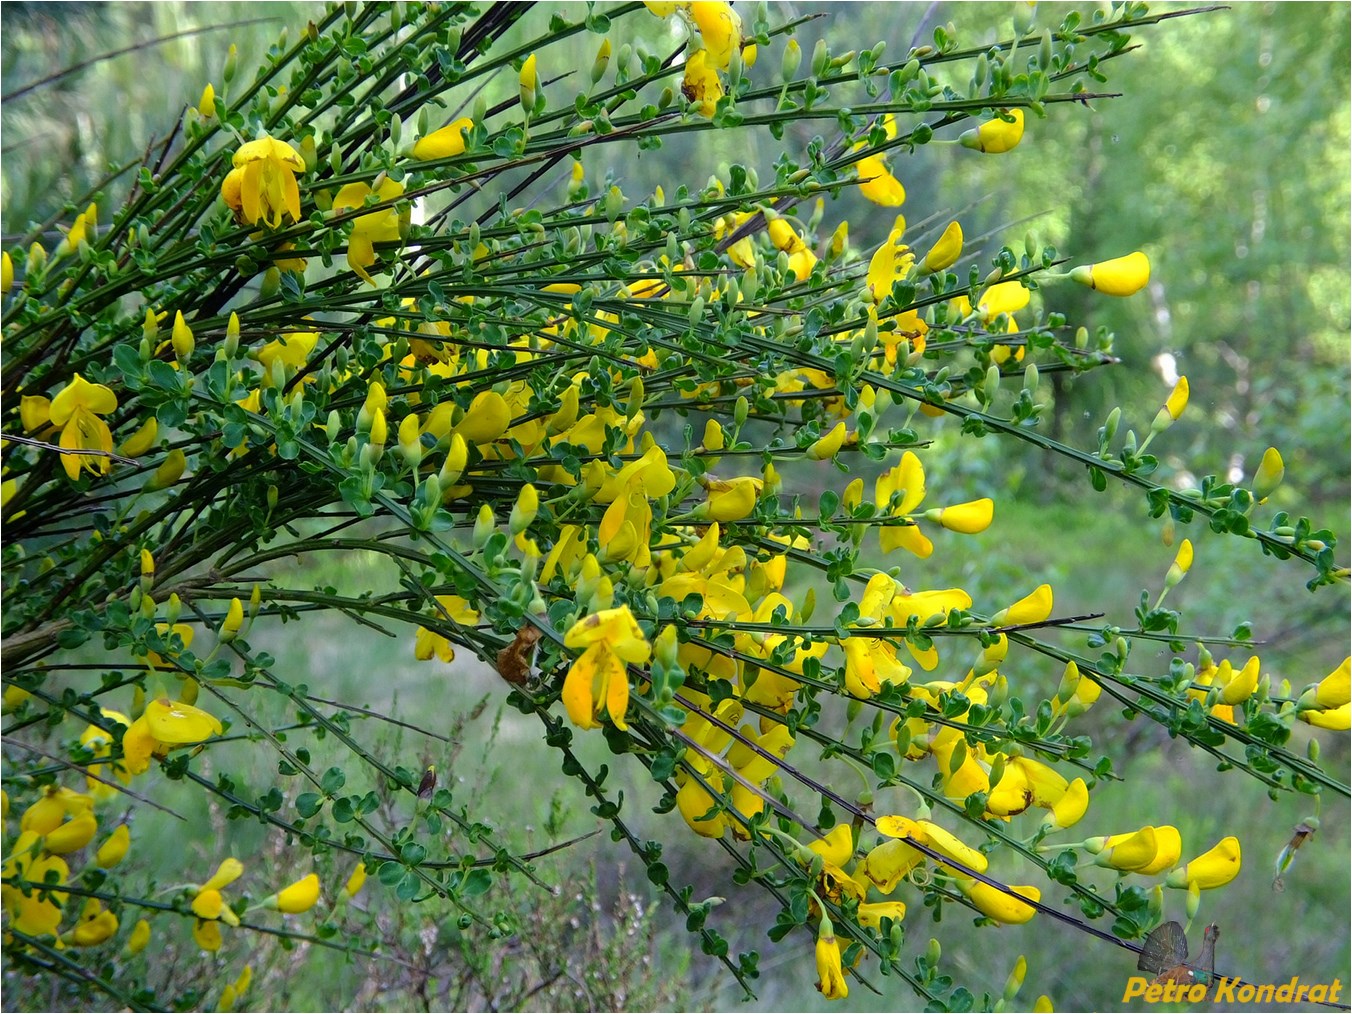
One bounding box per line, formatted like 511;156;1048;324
4;2;1348;1010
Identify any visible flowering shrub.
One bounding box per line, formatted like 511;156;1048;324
2;2;1347;1009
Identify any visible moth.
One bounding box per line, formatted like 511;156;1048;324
1137;921;1219;986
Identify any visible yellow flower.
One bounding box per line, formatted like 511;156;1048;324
921;221;963;272
192;857;243;927
257;329;320;377
332;177;407;285
1133;825;1183;876
808;823;855;868
874;815;988;874
223;136;306;228
48;373;118;481
806;421;847;460
411;117;474;160
992;584;1053;626
561;606;652;730
21;785;93;834
855;150;906;207
675;772;728;838
682;49;724;117
20;394;51;431
875;451;931;557
1;835;69;936
966;880;1040;924
1086;826;1163;873
858;837;924;892
43;808;98;854
1214;655;1260;706
414;595;480;662
841;633;911;699
960;108;1025;153
930;498;994;534
451;389;512;445
95;824;131;868
976;280;1031;319
217;966;253;1012
519;53;538;110
54;203;97;258
1069;251;1150;297
815;921;849;999
126;918;152;955
220;597;245;641
703;476;761;522
689;1;741;69
1300;703;1351;730
146;696;224;744
857;901;907;930
119;417;158;457
344;862;368;899
1146;388;1184;443
766;217;818;281
63;898;120;947
82;708;134;797
562;608;651;724
866;226;914;305
1166;836;1241;890
121;697;224;775
1252;446;1284;502
194;917;224;951
171;311;195;363
2;250;13;293
1313;657;1351;709
1041;777;1090;831
269;872;321;913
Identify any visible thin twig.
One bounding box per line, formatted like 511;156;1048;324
6;18;283;101
4;433;138;465
2;739;187;821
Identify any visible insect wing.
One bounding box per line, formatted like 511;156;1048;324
1138;921;1188;975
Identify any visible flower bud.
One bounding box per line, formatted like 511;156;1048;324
921;221;963;272
224;311;241;359
510;483;539;534
398;413;422;468
140;548;156;592
959;109;1024;153
1253;446;1284;502
96;824;131;868
591;38;612;84
473;504;496;548
1150;376;1189;433
172;311;195;364
927;498;994;535
805;421;847;461
220;597;245;642
519;53;538;114
1069;251;1150;297
259;266;282;299
145;449;186;491
1164;538;1193;590
781;38;802;81
267;873;321;914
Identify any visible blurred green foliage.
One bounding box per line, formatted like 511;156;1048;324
920;1;1351;506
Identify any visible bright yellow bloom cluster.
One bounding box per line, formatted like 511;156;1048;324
221;136;307;228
